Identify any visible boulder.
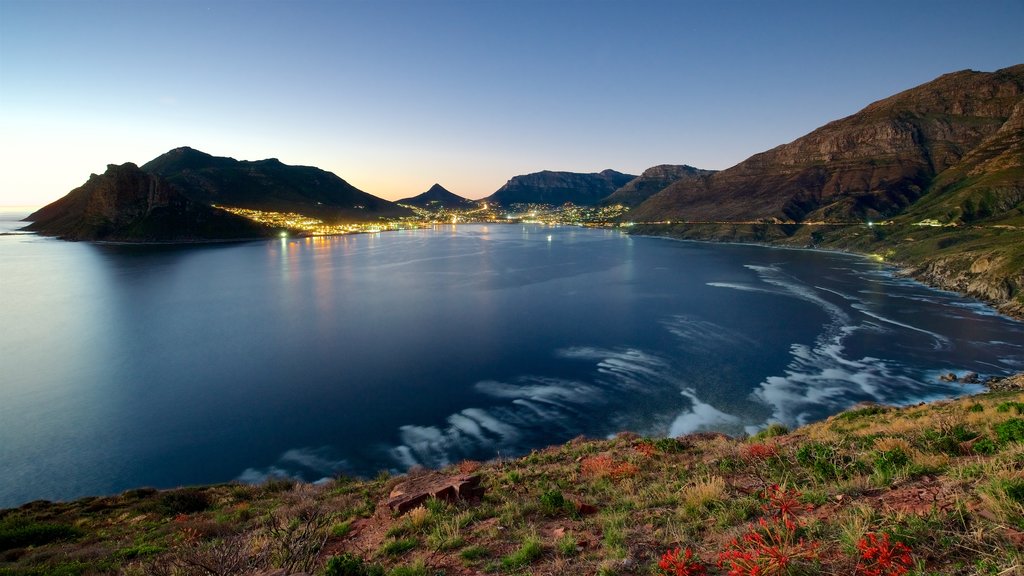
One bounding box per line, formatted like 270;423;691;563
386;472;484;514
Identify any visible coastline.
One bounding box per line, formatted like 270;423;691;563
627;223;1024;322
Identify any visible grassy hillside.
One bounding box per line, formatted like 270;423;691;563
3;379;1024;576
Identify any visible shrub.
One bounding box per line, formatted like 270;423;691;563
157;488;211;515
855;532;913;576
539;489;573;516
751;423;789;441
873;449;910;476
996;402;1024;414
0;517;81;551
994;418;1024;444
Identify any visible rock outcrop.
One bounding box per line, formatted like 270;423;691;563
483;169;636;207
385;472;484;514
23;163;271;242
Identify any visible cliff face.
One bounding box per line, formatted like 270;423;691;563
142;147;412;223
601;164;714;208
484;169;636;206
397;183;475;208
628;65;1024;223
24;163;271;241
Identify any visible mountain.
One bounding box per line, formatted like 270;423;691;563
141;147;412;223
397;183;476;209
483;169;636;207
627;65;1024;224
23;163;273;241
601;164;715;208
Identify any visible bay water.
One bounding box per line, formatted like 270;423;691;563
2;209;1022;507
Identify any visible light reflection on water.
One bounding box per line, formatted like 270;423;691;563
1;215;1022;507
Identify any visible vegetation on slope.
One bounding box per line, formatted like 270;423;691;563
3;381;1024;575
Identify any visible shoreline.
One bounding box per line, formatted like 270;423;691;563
3;372;1021;513
626;224;1024;322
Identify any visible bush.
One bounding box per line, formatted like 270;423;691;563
994;419;1024;444
0;517;81;551
539;489;573;517
157;488;211;515
873;449;911;476
751;423;789;441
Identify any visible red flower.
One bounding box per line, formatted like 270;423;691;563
856;532;913;576
659;547;708;576
761;484;804;523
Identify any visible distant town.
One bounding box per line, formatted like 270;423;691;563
215;201;632;236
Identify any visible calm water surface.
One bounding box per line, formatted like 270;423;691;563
2;209;1023;507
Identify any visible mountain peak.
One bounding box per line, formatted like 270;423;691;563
397;183;473;208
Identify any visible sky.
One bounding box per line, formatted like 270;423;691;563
1;0;1022;206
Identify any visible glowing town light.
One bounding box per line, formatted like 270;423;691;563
279;231;288;238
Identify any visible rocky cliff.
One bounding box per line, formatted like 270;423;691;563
628;65;1024;224
483;169;636;206
601;164;714;208
24;163;272;241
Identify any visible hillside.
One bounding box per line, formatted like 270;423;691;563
484;170;636;207
602;165;715;208
3;377;1023;575
628;65;1024;224
397;184;476;209
22;163;274;242
626;65;1024;318
142;147;412;223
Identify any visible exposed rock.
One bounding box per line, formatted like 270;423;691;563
484;169;636;207
986;373;1024;391
386;472;484;514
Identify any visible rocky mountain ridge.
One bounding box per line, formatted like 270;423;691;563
483;169;636;207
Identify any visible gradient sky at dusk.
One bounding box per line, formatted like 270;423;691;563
1;0;1022;206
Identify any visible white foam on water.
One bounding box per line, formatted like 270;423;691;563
668;388;740;437
659;315;756;350
852;303;952;350
705;281;775;294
